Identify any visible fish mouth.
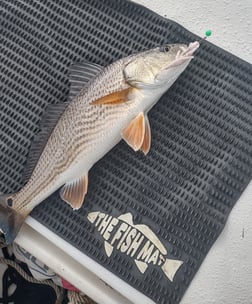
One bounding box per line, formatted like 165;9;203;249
180;41;200;57
164;41;200;69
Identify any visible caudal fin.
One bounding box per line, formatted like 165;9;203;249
161;258;183;282
0;194;25;244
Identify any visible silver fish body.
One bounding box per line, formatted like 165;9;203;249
0;41;199;243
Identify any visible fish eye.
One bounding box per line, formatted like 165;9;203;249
160;45;170;53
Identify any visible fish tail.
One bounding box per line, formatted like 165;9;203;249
0;193;25;244
161;258;183;282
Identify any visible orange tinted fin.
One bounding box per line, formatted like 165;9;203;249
60;174;88;210
141;115;151;155
92;88;132;105
122;112;145;151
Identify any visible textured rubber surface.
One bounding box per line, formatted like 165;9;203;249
1;0;252;303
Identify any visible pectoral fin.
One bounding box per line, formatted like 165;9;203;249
141;115;151;155
92;88;132;105
60;174;88;210
104;241;114;257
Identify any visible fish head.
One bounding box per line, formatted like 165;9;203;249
124;41;199;90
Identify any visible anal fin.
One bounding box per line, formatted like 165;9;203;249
60;174;88;210
134;260;148;274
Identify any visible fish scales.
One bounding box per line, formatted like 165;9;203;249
15;59;134;214
0;41;200;244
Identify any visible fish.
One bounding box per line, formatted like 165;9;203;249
0;41;199;244
87;211;183;281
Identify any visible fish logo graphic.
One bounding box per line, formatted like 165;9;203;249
88;212;183;281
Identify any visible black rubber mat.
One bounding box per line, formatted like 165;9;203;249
1;0;252;303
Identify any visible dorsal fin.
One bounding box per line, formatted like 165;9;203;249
68;61;103;101
22;61;103;184
22;102;69;184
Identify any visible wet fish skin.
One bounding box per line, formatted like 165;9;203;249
0;41;199;244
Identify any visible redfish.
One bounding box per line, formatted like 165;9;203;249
0;41;199;244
